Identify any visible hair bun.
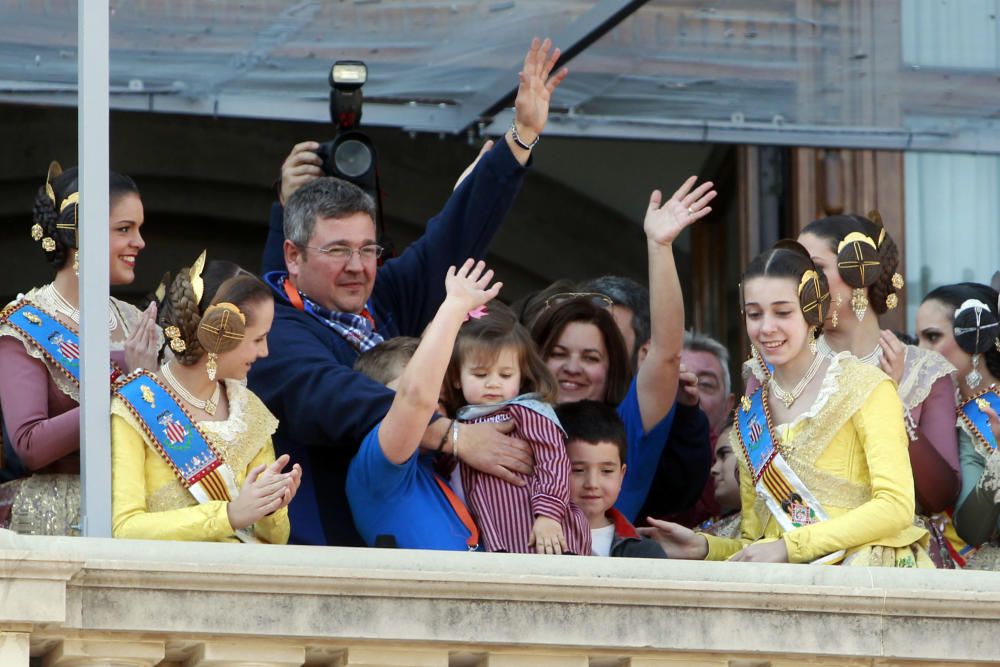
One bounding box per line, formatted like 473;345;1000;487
798;269;830;327
953;299;1000;356
196;302;246;355
836;232;882;289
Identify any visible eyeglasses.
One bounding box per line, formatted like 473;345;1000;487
543;292;615;311
302;244;384;263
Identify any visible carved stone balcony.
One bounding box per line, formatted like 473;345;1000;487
2;530;999;666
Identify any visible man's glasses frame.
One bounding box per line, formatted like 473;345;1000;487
301;243;384;263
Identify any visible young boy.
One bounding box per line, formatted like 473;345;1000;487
556;400;667;558
345;260;500;551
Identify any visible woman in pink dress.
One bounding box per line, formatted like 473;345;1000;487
0;162;161;535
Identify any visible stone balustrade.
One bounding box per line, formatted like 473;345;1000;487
2;530;1000;666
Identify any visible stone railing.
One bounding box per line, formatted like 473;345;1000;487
2;531;1000;666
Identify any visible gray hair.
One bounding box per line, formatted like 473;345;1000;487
579;275;650;370
283;177;376;246
683;330;731;396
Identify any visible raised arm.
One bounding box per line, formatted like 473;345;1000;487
378;260;501;464
636;176;717;431
373;38;568;337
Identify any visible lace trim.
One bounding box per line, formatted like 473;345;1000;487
0;289;146;402
897;346;955;413
743;356;769;385
776;357;889;510
111;381;279;513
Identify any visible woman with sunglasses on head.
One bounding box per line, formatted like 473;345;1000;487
0;162;160;535
916;283;1000;569
641;241;931;566
110;253;300;543
780;215;959;566
531;177;716;521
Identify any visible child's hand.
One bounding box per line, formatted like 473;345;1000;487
528;516;568;555
445;258;503;313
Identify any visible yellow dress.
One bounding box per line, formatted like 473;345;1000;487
706;354;932;566
110;379;289;543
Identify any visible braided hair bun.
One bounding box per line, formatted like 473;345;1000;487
31;164;79;269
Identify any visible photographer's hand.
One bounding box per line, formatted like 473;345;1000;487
280;141;324;205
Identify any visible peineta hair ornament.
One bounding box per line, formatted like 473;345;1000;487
836;232;881;322
953;299;1000;390
197;302;246;382
797;269;829;328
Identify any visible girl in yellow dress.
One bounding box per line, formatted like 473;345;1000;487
111;254;300;542
641;242;931;566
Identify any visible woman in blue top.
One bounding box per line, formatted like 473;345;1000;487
530;176;716;520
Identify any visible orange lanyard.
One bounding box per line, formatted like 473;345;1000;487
282;277;377;328
282;277;305;311
432;475;480;551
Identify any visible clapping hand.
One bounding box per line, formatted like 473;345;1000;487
124;301;160;373
227;454;301;531
644;176;717;246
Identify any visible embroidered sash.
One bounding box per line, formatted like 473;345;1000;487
115;371;258;543
735;388;845;563
0;302;122;385
958;386;1000;453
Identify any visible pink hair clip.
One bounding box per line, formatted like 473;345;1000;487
464;305;489;323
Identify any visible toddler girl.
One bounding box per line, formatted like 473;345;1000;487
441;303;590;555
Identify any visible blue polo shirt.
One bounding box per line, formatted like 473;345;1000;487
615;377;678;521
346;423;476;551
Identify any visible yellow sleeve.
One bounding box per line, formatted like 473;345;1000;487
703;454;757;560
782;380;916;563
111;414;236;541
248;437;290;545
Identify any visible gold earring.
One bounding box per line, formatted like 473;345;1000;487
967;353;983;390
831;294;842;329
809;329;818;353
851;288;869;322
72;250;79;277
206;352;218;382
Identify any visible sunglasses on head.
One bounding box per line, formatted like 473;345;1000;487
543;292;615;311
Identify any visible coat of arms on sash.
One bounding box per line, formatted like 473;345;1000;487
156;411;191;449
49;331;80;364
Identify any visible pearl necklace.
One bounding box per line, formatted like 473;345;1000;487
47;283;118;332
817;335;881;366
162;362;220;416
769;351;824;409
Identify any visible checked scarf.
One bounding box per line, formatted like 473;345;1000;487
266;271;384;353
